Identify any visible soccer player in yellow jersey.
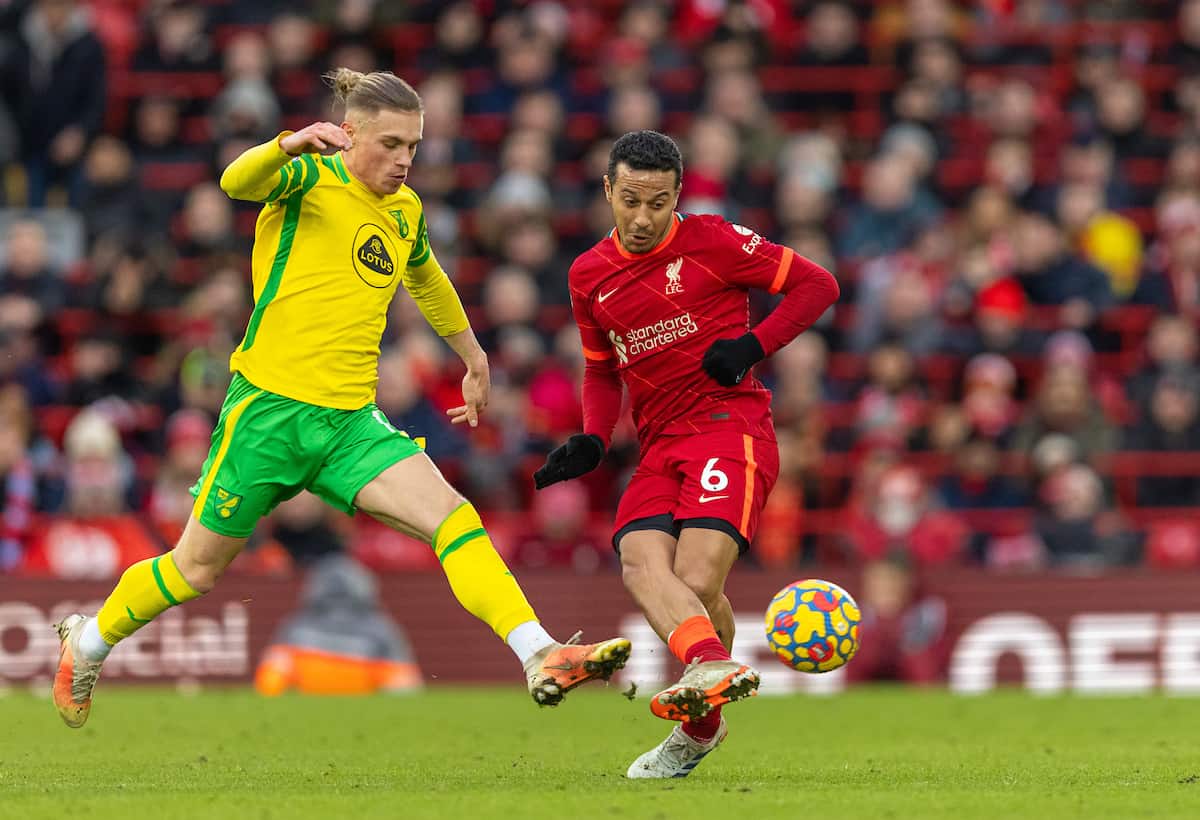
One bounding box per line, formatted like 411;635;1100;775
52;68;630;728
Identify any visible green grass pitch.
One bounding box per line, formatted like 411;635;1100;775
1;687;1198;819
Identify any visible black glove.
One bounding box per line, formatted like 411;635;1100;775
533;434;605;489
702;333;765;386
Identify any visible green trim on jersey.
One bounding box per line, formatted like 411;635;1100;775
321;155;351;184
409;213;431;267
241;156;321;351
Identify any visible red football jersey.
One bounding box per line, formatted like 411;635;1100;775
570;212;816;444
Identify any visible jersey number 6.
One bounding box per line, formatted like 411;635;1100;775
701;458;729;493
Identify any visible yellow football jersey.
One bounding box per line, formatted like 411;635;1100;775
219;135;469;410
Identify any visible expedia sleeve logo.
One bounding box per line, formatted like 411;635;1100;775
352;223;399;288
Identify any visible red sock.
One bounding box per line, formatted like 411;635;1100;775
668;615;732;665
682;705;723;743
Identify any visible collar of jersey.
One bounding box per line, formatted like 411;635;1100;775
610;212;683;259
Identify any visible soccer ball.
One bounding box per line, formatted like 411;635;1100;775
764;579;861;673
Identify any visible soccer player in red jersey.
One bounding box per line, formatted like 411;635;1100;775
534;131;839;777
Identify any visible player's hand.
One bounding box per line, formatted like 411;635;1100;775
279;123;352;157
448;364;490;427
533;434;605;489
702;333;766;387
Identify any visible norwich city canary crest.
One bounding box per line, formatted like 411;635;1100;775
214;486;242;519
389;209;409;238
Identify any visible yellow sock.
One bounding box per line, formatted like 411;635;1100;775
95;552;201;645
433;502;538;639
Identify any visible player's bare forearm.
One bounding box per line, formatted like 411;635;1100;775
442;327;488;373
443;327;490;427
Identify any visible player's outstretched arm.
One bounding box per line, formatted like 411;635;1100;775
441;327;490;428
219;123;351;202
534;434;605;489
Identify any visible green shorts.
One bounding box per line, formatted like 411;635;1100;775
189;373;424;537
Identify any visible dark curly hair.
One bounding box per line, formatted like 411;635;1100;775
607;130;683;187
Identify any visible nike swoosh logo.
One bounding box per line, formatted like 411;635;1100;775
698;494;729;503
598;288;618;302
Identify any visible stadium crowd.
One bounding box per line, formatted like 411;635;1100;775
0;0;1197;579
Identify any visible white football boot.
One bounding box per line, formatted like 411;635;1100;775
626;718;729;779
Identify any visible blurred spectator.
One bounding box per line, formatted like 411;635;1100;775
981;78;1040;141
707;71;785;180
793;1;867;114
421;1;490;73
1056;181;1143;299
960;353;1021;443
1127;315;1199;412
79;135;150;242
1010;364;1117;464
681;115;741;216
266;12;317;74
618;1;688;74
607;85;663;140
854;343;928;444
510;481;609;572
210;78;281;142
947;276;1044;358
1030;463;1139;569
1094;75;1167;160
4;0;107;206
23;409;159;577
935;430;1028;557
850;222;951;354
908;36;966;116
64;330;136;406
1053;134;1135;212
375;348;466;463
0;218;65;321
838;153;942;260
255;554;423;695
1123;367;1200;507
471;26;563;115
1131;192;1200;315
1010;211;1112;328
1065;43;1120;122
1172;0;1200;74
131;1;215;72
271;491;344;567
677;0;792;53
147;408;212;545
0;388;37;571
1165;137;1200;194
984;138;1040;209
843;464;969;566
845;555;949;685
128;95;191;163
222;30;271;83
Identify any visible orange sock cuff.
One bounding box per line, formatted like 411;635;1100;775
668;615;721;665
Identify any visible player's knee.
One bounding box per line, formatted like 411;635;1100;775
674;563;724;611
171;552;221;594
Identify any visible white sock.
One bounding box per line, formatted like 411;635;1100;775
79;617;113;662
507;621;556;666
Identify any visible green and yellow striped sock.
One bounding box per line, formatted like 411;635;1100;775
94;552;201;645
433;502;538;640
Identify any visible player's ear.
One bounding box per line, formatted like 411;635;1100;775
603;174;613;202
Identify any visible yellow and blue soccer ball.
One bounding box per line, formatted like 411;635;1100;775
764;579;861;673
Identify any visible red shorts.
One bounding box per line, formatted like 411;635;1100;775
613;430;780;555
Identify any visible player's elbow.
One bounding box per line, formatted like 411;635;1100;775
217;165;241;199
821;268;841;306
